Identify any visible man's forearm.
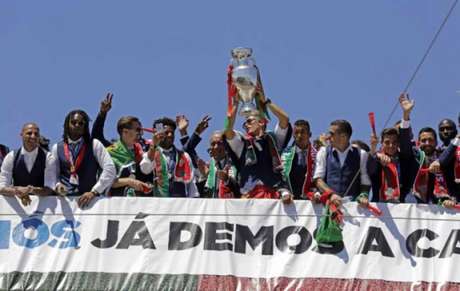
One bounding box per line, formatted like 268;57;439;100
224;104;238;139
315;178;334;193
31;187;53;196
267;102;289;129
0;187;17;196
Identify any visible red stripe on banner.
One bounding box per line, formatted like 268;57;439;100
197;275;460;291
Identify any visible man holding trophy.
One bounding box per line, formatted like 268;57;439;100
223;48;293;203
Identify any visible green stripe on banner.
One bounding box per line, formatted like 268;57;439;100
1;272;199;291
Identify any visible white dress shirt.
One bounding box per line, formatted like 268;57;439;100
48;138;116;194
0;147;55;188
313;144;371;186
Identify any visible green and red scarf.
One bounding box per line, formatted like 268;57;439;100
153;148;193;197
107;141;143;171
455;146;460;183
379;161;401;202
413;150;450;202
281;145;316;199
205;158;237;198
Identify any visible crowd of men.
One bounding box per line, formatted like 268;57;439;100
0;91;459;211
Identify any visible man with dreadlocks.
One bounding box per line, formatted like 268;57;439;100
140;117;199;197
50;110;116;207
224;90;292;202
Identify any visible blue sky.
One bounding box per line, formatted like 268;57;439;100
1;1;459;157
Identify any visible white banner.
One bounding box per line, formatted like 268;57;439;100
1;196;460;289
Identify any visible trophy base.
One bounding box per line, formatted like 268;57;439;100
239;104;257;117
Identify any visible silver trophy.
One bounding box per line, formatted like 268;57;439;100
231;47;259;117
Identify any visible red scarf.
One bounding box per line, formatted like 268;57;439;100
218;180;233;199
133;143;143;163
413;149;450;202
64;142;87;185
327;200;343;224
247;184;280;199
226;64;237;117
302;146;317;200
455;146;460;183
414;167;450;202
174;152;192;183
379;162;401;202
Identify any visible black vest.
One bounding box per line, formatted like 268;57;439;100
238;136;284;190
12;148;46;187
325;146;361;198
289;152;308;199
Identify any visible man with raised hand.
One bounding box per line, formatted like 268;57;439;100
50;110;116;208
92;93;150;151
140;117;199;197
224;90;292;203
0;123;54;205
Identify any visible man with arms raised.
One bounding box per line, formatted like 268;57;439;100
224;92;292;202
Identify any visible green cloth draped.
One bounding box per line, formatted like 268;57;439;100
107;141;135;172
315;204;343;245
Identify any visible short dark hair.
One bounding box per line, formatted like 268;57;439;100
380;127;399;142
330;119;352;138
351;140;370;152
294;119;311;133
63;109;91;143
438;118;456;129
153;117;176;131
418;127;437;140
117;116;140;136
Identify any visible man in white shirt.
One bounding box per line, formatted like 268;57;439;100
0;123;54;205
313;119;371;207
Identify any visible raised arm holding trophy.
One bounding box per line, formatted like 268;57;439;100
224;47;293;203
